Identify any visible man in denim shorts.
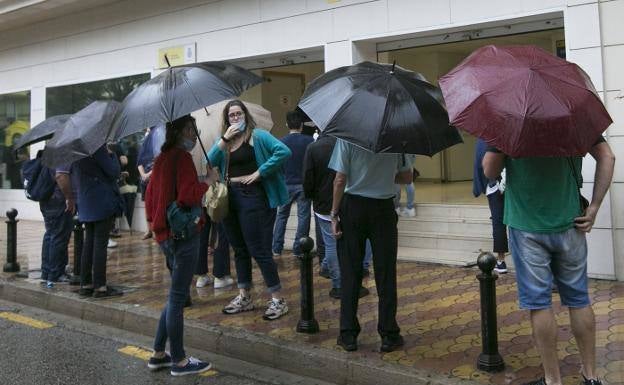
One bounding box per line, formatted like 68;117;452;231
483;138;614;385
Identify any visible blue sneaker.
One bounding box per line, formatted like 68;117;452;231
147;353;172;371
170;357;211;376
494;260;508;274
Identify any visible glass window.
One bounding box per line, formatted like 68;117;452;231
46;73;150;186
0;91;30;189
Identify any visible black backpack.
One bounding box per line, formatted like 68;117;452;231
21;156;56;202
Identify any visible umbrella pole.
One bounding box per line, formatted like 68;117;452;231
164;53;213;169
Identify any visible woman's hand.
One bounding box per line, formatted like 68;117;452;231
223;125;240;141
241;170;261;184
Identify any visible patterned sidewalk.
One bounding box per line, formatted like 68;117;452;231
1;219;623;385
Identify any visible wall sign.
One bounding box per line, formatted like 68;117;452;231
157;43;196;69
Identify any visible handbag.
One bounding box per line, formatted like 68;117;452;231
567;157;589;214
166;152;202;240
204;150;229;222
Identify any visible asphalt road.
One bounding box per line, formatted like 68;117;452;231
0;300;332;385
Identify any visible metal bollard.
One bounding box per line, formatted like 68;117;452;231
69;217;83;285
296;236;319;334
3;208;20;273
476;252;505;372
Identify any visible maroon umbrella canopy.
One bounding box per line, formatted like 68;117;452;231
439;45;612;157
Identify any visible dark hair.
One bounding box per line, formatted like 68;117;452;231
222;100;256;142
161;115;195;152
286;110;303;130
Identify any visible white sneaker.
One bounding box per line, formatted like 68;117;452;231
395;207;402;216
263;298;288;320
401;207;416;217
195;274;213;288
222;294;254;314
107;239;118;248
214;276;234;289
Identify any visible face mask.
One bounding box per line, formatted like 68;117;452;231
182;138;195;152
236;121;246;133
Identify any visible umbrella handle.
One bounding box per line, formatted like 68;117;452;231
191;118;212;169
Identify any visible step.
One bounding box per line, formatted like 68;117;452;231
397;246;481;267
397;216;491;236
397;230;491;252
411;203;490;219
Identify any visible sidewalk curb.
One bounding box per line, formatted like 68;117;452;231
0;278;476;385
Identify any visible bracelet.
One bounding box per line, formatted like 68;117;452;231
221;135;231;143
330;211;339;219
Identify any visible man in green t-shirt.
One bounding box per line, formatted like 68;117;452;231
483;139;614;385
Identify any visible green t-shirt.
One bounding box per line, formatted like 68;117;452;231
504;157;582;233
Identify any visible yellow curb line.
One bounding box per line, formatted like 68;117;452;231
0;311;54;329
118;345;217;377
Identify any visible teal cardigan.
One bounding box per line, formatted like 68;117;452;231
207;129;291;208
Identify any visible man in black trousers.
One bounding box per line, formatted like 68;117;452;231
328;138;413;352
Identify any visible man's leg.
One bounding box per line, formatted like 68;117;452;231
530;308;562;385
314;215;326;267
271;188;294;255
569;306;596;379
292;186;311;256
337;194;367;347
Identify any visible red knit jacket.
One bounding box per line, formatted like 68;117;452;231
145;147;208;243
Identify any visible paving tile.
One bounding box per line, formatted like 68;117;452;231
2;219;623;385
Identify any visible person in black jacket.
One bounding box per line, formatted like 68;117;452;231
302;133;369;299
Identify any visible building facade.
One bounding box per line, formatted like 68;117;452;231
0;0;622;280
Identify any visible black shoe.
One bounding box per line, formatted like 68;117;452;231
337;334;357;352
93;286;123;299
582;376;603;385
359;286;370;298
319;267;330;279
147;353;172;371
78;287;94;297
184;297;192;308
329;288;341;299
522;378;547;385
380;334;404;352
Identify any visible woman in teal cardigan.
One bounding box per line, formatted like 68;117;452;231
208;100;291;321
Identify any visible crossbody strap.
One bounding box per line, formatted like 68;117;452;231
567;157;582;190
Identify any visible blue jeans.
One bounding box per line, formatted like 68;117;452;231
272;184;311;255
154;234;199;363
40;199;73;281
509;227;589;310
394;183;415;209
196;216;231;278
223;182;281;293
319;216;372;289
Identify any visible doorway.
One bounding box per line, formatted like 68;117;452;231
378;27;565;204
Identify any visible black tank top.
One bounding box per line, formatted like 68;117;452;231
229;142;257;177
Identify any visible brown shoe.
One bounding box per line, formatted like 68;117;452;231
142;231;153;240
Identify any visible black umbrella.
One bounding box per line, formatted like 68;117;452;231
42;101;121;168
111;61;263;142
13;114;71;153
122;191;137;229
298;61;462;155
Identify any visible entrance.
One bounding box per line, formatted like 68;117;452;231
378;27;565;205
234;49;324;138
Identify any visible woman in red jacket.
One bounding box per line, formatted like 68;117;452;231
145;115;214;376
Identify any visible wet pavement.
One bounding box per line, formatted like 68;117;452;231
1;219;623;385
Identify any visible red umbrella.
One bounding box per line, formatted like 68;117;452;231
439;45;612;157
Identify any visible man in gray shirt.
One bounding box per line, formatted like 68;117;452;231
328;139;413;352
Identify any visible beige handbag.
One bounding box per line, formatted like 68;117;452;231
204;151;229;222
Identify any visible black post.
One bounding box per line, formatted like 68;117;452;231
476;252;505;372
296;236;319;334
69;217;83;285
3;208;20;273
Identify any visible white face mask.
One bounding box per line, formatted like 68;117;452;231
182;138;195;152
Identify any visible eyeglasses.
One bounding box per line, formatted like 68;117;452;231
228;111;244;119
